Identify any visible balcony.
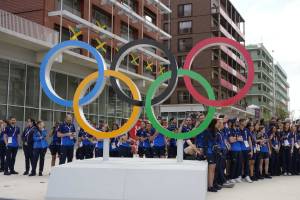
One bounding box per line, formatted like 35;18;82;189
220;60;246;83
0;8;58;46
220;25;234;40
220;78;239;93
220;45;245;69
146;0;172;14
48;9;170;65
218;6;245;40
102;0;171;39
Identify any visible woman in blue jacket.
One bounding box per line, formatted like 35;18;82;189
30;120;48;176
203;118;222;192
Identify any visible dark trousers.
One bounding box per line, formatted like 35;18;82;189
282;146;292;173
215;151;227;185
270;150;281;175
77;145;94;160
138;147;152;158
59;146;74;164
32;148;47;173
95;148;103;158
255;151;261;176
118;146;133;158
4;146;18;172
83;145;94;159
241;150;250;177
23;145;34;172
167;145;177;158
230;151;242;179
292;148;300;174
0;142;6;170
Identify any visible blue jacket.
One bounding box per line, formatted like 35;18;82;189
58;122;76;146
33;129;48;149
5;125;20;148
78;128;93;146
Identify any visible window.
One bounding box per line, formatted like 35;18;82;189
178;21;192;34
9;61;26;106
121;22;138;41
26;66;40;107
54;24;82;53
91;39;112;61
92;6;112;31
178;38;193;52
178;4;192;17
120;0;138;13
163;23;170;33
177;56;186;68
178;91;190;104
144;7;157;25
0;58;9;104
56;0;82;17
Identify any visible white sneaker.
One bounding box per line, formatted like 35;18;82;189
288;173;292;176
229;179;236;183
284;172;288;176
245;176;253;183
235;176;242;183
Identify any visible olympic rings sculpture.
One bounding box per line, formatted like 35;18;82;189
40;37;254;139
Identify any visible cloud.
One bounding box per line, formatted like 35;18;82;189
232;0;300;118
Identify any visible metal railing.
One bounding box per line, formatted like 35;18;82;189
0;8;59;45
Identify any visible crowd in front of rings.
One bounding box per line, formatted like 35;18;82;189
0;114;300;192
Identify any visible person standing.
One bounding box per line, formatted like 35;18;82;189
136;121;147;158
167;118;177;158
22;118;36;175
78;127;94;159
228;119;243;183
58;115;76;164
257;126;272;178
294;125;300;175
30;121;48;176
239;119;253;183
151;120;167;158
0;120;7;172
3;117;20;175
269;126;281;176
202;118;221;192
49;123;61;167
281;122;293;176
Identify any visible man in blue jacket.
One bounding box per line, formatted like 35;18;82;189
4;117;20;175
58;115;76;165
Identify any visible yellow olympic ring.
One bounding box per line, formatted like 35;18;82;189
73;70;142;139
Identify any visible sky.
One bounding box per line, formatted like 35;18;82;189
231;0;300;118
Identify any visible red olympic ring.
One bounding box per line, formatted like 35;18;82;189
183;37;254;107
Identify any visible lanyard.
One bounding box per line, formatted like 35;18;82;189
10;126;17;137
25;127;33;137
66;124;72;133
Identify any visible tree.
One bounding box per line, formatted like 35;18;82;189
276;106;289;119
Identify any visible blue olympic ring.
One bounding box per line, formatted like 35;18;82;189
40;40;107;107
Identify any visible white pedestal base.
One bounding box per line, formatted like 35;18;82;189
46;158;208;200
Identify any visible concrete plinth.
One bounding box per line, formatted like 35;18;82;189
46;158;208;200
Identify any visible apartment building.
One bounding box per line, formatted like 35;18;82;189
246;44;290;119
0;0;171;129
161;0;253;120
246;44;275;119
274;63;289;113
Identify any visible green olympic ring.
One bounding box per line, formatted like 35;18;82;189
145;69;216;140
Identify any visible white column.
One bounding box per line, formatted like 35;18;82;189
177;139;184;163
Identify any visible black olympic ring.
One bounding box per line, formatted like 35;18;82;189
110;39;178;106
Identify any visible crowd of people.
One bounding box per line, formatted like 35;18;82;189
0;114;300;193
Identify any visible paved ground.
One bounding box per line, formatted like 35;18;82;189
0;150;300;200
